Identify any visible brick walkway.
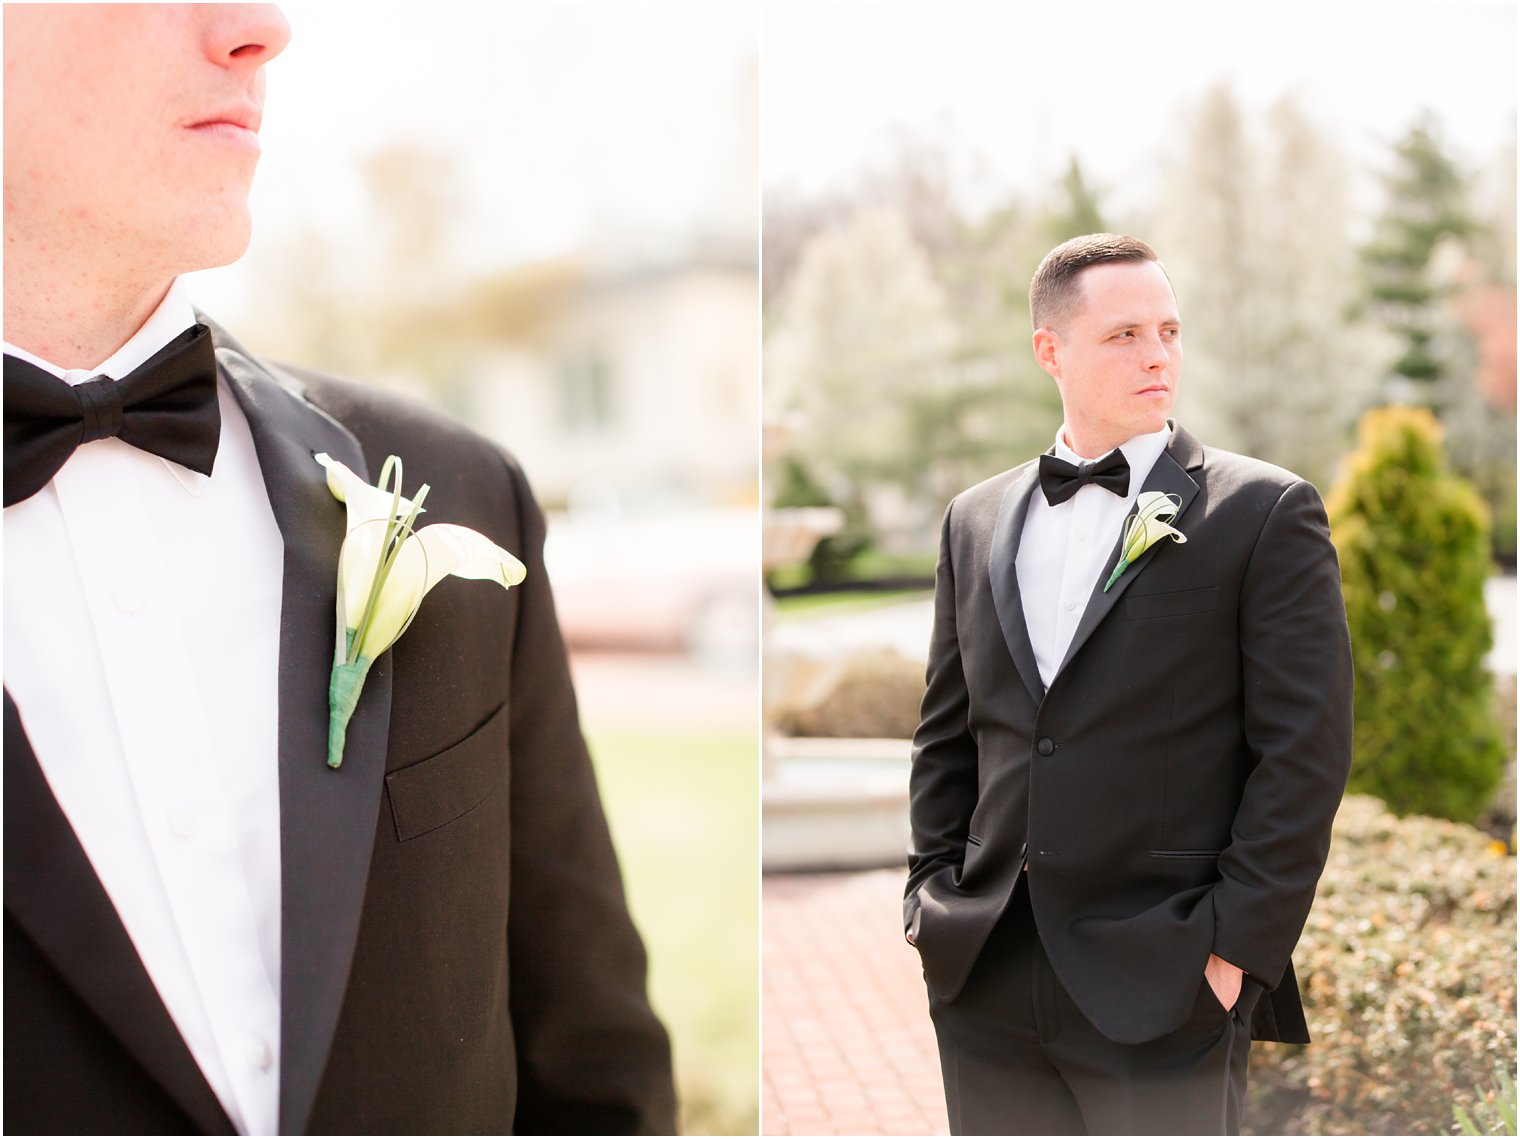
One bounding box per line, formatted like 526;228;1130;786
762;869;948;1136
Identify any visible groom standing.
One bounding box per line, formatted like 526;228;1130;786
904;234;1352;1134
5;6;673;1134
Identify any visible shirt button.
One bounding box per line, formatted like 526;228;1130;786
246;1035;273;1071
1063;599;1077;611
114;590;147;615
1075;532;1089;542
167;807;196;840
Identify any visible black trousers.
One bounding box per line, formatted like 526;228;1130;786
927;881;1258;1135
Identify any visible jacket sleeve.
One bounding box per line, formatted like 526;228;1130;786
904;501;981;932
1211;478;1353;986
500;458;677;1135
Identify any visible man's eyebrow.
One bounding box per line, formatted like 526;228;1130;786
1102;315;1181;334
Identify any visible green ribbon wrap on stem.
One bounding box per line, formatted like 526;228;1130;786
327;650;373;770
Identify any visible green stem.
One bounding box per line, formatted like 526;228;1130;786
328;655;373;768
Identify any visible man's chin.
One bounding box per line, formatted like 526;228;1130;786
1136;405;1174;434
169;205;254;274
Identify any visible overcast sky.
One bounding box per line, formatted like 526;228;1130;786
193;1;1513;311
761;1;1517;216
192;1;759;314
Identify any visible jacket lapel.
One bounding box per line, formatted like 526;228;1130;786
1055;426;1204;678
212;324;393;1136
987;463;1046;704
4;691;236;1134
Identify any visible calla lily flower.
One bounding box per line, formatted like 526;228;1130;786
1103;490;1186;592
316;452;526;768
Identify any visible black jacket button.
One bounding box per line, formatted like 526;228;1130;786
1036;738;1055;756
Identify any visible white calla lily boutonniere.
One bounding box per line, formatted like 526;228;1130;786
316;452;527;769
1103;490;1186;592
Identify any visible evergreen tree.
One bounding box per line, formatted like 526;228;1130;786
1326;405;1504;822
1359;113;1476;411
1043;157;1107;244
940;198;1066;486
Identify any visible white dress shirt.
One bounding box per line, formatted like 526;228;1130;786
4;279;285;1136
1016;425;1172;689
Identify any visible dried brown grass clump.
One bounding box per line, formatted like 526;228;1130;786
773;649;926;739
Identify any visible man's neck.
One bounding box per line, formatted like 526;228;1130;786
1058;422;1172;465
4;256;175;371
1060;426;1124;461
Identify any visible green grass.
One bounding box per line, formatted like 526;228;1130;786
587;727;759;1136
771;587;932;621
844;550;937;580
766;550;937;595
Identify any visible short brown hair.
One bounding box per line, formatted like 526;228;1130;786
1029;233;1161;331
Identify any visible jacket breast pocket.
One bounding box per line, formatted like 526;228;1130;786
384;701;509;841
1123;586;1221;621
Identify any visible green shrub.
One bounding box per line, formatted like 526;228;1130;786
1325;406;1505;822
1245;796;1516;1135
766;454;876;590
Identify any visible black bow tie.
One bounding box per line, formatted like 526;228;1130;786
1038;449;1131;506
4;324;220;507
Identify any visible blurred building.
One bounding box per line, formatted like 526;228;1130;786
464;234;761;662
1450;275;1518;415
467;233;758;510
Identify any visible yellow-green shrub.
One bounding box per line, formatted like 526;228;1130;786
1326;406;1504;822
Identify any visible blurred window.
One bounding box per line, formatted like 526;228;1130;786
559;349;613;431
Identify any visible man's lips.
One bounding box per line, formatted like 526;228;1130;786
185;105;263;149
189;103;262;132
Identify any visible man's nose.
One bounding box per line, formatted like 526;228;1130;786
1139;332;1169;370
204;4;292;69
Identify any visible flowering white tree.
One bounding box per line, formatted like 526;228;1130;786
1155;86;1390;488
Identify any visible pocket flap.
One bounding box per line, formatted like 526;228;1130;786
1123;586;1221;621
385;701;508;841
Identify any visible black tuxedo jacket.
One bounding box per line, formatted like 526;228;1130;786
4;322;676;1134
904;425;1352;1047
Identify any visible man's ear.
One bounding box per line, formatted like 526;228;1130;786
1032;327;1061;378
